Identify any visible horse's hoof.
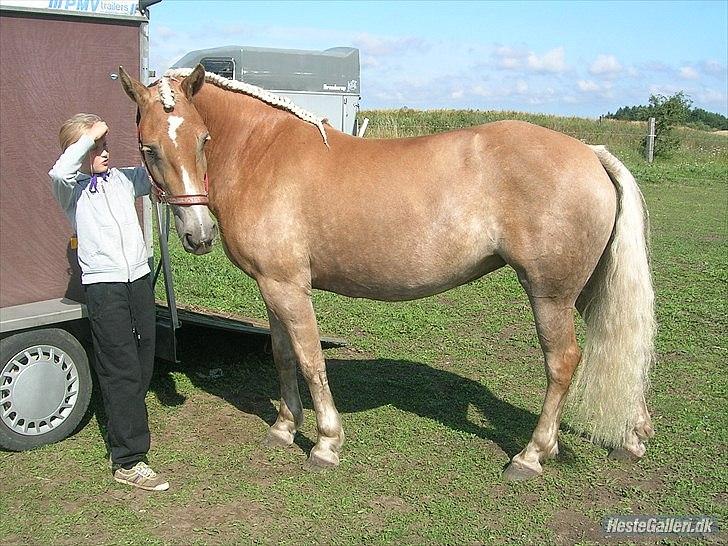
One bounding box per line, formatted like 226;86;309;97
304;450;339;471
503;461;541;481
262;428;294;449
636;422;655;440
608;446;643;461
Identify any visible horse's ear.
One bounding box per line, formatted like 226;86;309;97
119;65;150;106
181;63;206;100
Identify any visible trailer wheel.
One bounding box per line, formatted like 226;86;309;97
0;328;92;451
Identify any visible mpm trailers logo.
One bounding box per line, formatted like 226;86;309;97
46;0;140;16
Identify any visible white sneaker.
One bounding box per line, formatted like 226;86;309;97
113;461;169;491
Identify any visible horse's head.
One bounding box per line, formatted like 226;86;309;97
119;64;217;255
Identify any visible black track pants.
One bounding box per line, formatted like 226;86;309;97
85;274;155;467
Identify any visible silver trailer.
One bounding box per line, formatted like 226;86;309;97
171;45;362;135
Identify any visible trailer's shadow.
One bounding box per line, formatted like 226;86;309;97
148;326;552;460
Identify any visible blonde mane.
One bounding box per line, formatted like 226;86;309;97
160;68;329;147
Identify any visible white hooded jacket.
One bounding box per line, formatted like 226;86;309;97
48;134;151;285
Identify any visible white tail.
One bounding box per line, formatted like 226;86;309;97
568;145;656;448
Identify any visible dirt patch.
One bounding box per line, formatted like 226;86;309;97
550;508;604;544
498;324;518;340
154;495;276;545
362;494;413;534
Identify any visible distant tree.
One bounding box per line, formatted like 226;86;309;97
646;92;692;157
688;108;728;130
605;94;727;131
607;104;650;121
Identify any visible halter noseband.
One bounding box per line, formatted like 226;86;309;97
137;126;210;206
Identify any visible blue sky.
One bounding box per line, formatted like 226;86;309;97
148;0;728;117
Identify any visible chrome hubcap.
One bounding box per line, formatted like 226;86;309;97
1;345;79;435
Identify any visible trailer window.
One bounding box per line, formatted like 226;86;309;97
200;58;235;80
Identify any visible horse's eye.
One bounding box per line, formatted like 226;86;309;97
141;146;158;158
197;133;211;152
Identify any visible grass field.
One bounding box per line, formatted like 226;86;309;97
2;113;726;545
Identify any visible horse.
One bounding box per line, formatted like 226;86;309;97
119;64;656;480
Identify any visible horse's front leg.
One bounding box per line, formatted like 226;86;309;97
258;278;344;469
263;312;304;448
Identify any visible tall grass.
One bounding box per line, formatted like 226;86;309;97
360;109;728;185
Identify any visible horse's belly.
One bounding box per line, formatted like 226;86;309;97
310;234;505;301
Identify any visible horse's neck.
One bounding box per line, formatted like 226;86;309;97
196;84;288;171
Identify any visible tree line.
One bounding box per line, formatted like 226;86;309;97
604;92;728;131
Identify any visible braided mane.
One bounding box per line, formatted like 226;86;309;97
160;68;329;147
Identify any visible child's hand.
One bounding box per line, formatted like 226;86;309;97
87;121;109;141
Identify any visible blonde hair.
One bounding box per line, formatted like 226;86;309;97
567;145;655;449
59;113;102;151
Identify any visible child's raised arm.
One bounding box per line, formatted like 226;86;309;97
48;134;95;210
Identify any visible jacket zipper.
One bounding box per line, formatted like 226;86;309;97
101;178;132;281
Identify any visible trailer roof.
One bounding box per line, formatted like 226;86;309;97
0;0;147;22
171;45;360;95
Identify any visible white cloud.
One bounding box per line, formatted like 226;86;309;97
578;80;600;92
576;79;614;100
527;47;568;73
701;59;726;76
491;45;529;70
491;45;568;74
361;56;381;69
472;84;492;97
648;83;684;97
696;88;726;105
638;61;671;74
527;87;556;105
515;80;528;94
679;66;700;80
589;54;622;76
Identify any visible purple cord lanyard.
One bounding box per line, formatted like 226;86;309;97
88;171;108;193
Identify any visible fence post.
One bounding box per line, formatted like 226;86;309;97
646;117;656;163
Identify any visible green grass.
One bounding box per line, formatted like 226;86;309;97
1;112;726;545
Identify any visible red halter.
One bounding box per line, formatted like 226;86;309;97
137;126;210;206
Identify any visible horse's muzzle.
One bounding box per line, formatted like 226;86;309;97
182;223;218;255
174;205;218;255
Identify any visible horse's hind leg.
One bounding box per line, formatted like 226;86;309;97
504;294;581;481
608;396;654;460
263;313;304;448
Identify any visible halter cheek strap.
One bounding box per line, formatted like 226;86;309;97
147;173;209;206
137;126;210;206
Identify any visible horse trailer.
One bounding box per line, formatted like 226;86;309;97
171;45;362;136
0;1;346;453
0;0;160;452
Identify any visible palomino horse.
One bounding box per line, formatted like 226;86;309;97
120;64;656;480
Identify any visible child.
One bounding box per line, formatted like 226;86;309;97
49;113;168;491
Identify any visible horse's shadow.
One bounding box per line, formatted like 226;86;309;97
151;325;548;460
